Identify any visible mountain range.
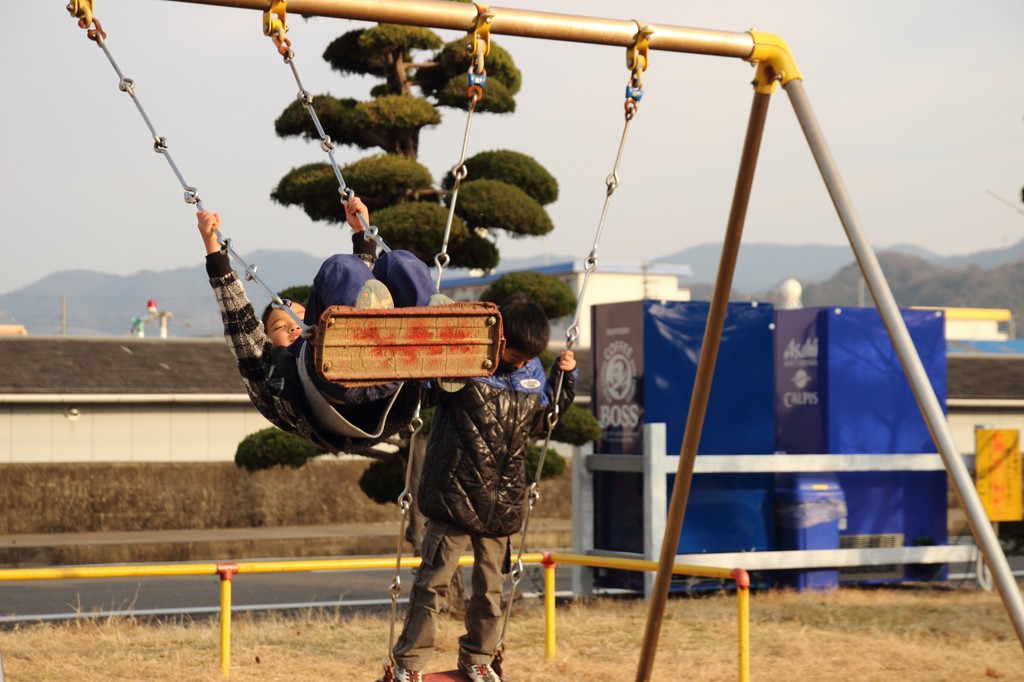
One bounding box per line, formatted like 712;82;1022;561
1;240;1021;338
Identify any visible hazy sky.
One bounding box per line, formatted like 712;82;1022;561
2;0;1022;296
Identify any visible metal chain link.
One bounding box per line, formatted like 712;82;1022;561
492;28;651;661
382;406;424;675
265;20;392;256
380;10;493;676
67;3;306;332
260;15;425;676
433;7;493;291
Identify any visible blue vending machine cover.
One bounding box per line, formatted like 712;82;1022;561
644;301;776;455
774;307;948;583
590;300;779;579
642;301;777;555
775;307;947;454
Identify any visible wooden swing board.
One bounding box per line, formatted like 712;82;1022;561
313;302;504;386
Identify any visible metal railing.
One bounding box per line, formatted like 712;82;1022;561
0;552;749;680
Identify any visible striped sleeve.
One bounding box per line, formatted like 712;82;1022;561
206;255;281;422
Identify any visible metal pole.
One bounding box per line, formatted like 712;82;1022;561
737;584;750;682
157;0;755;58
785;78;1024;650
635;90;773;682
543;556;557;660
217;563;239;678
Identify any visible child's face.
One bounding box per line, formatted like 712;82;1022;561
501;347;532;369
265;302;306;348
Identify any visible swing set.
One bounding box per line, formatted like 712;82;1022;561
64;0;1024;680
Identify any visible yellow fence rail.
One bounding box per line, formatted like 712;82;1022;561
0;553;750;680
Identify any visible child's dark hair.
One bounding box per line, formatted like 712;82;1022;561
261;298;301;327
500;294;549;357
261;303;275;328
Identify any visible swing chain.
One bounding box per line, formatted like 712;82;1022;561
383;407;425;673
494;34;652;658
561;28;652;348
376;10;491;675
263;0;392;255
67;5;307;333
433;4;493;290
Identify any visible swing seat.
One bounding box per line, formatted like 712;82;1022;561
375;669;471;682
313;302;504;387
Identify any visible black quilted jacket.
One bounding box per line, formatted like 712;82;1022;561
418;357;576;537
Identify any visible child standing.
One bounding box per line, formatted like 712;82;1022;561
392;296;577;682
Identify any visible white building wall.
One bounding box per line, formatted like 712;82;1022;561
0;409;9;464
945;320;1008;341
947;404;1024;456
0;402;274;463
93;408;133;460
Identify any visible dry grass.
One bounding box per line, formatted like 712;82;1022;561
1;587;1021;681
0;460;573;535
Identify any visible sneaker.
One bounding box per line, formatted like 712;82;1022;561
458;661;501;682
427;292;455;306
355;279;394;309
393;666;423;682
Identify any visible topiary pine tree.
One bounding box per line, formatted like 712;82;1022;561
269;2;558;271
480;271;576;319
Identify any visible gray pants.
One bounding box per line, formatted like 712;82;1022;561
393;518;509;670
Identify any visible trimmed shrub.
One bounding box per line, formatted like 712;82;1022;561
235;428;318;473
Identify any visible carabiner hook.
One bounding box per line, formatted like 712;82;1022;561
625;24;653;113
263;0;292;57
67;0;94;28
466;4;494;73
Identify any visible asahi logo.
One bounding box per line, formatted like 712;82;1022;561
599;339;641;428
783;368;818;407
784;337;818;361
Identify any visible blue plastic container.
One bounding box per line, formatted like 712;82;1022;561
775;473;847;591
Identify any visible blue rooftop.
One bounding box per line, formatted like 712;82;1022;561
947;339;1024;355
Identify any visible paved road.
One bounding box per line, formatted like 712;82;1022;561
0;560;569;623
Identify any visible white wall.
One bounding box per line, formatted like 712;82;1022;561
0;402;273;463
947;404;1024;456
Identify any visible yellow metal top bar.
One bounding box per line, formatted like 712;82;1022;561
913;306;1013;322
158;0;767;61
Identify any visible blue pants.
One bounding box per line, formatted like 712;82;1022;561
303;250;438;327
299;250;438;404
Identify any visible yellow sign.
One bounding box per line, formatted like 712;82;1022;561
975;429;1024;522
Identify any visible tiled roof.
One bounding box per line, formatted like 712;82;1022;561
0;337;245;395
946;355;1024;401
1;337;1020;402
